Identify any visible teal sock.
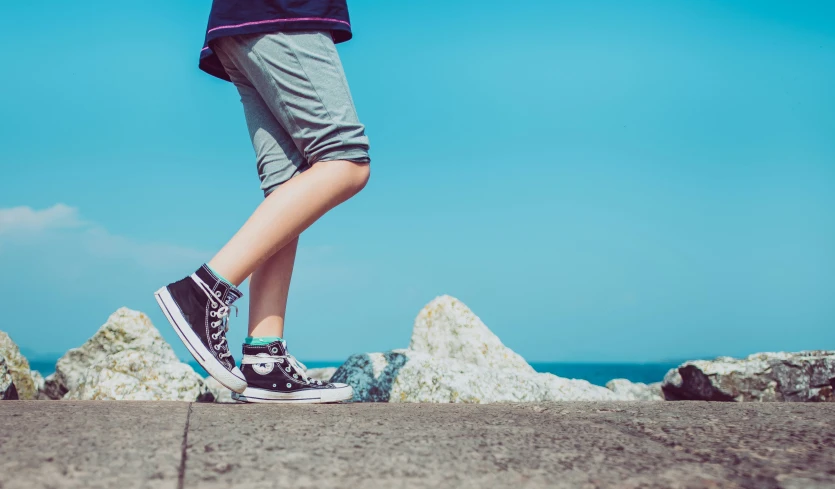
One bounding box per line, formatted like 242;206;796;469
245;336;283;346
206;264;234;288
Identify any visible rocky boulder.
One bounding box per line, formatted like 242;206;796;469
606;379;664;401
332;296;618;403
0;331;39;400
65;350;214;401
1;356;19;400
662;351;835;402
409;295;535;374
44;308;213;401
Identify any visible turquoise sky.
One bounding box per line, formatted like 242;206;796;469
1;0;833;363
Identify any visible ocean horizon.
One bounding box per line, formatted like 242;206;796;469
27;359;679;387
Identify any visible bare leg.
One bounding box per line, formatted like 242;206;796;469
207;159;369;285
248;236;298;338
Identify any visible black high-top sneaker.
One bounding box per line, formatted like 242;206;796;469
232;340;353;403
154;265;247;393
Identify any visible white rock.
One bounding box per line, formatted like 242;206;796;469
305;367;337;382
334;349;616;403
67;350;212;401
333;296;618;403
409;295;534;374
662;351;835;402
605;379;664;401
47;308;179;395
47;308;211;401
29;370;47;399
0;331;37;399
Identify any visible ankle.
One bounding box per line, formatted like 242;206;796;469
248;318;285;339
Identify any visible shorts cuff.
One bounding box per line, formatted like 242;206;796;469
312;149;370;165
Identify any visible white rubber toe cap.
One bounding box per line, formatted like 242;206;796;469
231;366;245;381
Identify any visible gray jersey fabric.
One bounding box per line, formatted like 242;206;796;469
214;31;370;196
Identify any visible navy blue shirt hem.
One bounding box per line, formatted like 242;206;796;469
199;21;352;82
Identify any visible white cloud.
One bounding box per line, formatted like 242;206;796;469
0;204;361;280
0;204;208;271
0;204;85;235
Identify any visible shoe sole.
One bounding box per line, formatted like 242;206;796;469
231;385;354;404
154;286;247;394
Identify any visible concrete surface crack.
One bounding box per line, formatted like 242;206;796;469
177;403;193;489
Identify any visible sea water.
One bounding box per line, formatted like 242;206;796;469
28;360;678;387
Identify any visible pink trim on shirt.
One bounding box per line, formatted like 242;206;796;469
207;16;350;35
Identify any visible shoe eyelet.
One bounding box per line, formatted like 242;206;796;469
270;347;278;354
273;384;277;388
293;374;298;379
286;383;292;388
214;291;221;297
210;311;216;317
285;367;291;372
214;345;220;350
278;359;284;364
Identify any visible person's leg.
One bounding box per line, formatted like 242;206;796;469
247;235;298;338
212;31;369;352
154;47;305;394
224;32;366;403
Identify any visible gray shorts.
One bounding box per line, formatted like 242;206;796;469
213;31;370;196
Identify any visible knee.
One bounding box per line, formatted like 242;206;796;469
333;160;370;197
312;158;370;197
348;161;371;195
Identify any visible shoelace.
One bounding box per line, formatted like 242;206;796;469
277;340;324;385
193;276;237;359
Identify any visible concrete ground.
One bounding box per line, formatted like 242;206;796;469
1;402;833;489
